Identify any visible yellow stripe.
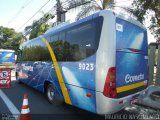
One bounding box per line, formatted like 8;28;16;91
40;36;72;105
116;81;145;93
0;64;15;66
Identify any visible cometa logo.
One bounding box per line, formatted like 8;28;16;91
125;73;144;83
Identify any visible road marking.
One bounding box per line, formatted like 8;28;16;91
0;90;20;114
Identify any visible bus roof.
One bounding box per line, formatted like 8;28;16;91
0;49;15;52
44;10;146;37
115;12;146;30
19;12;100;49
21;10;146;47
44;12;100;37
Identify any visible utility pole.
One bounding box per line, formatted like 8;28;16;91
56;0;66;23
56;0;91;23
56;0;61;22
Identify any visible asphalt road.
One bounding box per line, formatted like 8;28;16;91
0;79;160;120
0;97;10;114
0;80;129;120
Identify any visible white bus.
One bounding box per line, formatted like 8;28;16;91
17;10;148;114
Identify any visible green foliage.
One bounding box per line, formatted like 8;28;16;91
0;26;25;52
132;0;160;41
25;13;52;39
28;23;49;39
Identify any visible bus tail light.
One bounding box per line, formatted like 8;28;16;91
103;67;117;98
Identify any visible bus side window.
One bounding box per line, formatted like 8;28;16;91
22;37;51;61
23;42;31;61
66;22;96;61
32;38;51;61
59;32;72;61
49;34;64;61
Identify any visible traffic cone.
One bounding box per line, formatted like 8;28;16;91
20;94;31;120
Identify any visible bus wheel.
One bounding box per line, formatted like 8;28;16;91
46;84;56;104
46;84;63;105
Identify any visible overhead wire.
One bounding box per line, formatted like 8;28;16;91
23;6;56;36
13;0;133;32
16;0;51;32
23;0;95;37
22;0;89;36
17;0;91;33
7;0;33;25
10;0;135;40
41;0;54;14
22;0;132;37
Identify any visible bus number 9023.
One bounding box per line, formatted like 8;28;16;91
78;63;94;71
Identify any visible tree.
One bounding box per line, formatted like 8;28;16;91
0;26;25;52
27;22;49;39
68;0;114;20
132;0;160;41
24;13;54;39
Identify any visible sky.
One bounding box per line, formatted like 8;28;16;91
0;0;55;31
0;0;155;43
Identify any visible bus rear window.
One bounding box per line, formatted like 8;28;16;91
116;18;148;54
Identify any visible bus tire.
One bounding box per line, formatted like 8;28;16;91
46;84;62;105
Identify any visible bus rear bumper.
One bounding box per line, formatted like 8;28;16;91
96;88;148;115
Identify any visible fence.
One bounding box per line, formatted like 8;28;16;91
149;43;160;86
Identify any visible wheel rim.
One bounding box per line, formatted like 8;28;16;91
47;86;54;101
